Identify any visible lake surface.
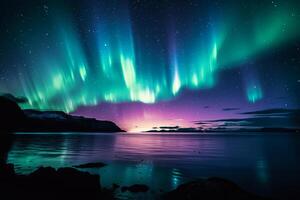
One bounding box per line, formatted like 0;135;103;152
7;132;300;199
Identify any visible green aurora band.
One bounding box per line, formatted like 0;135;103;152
3;1;299;112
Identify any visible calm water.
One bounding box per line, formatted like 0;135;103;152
7;132;300;199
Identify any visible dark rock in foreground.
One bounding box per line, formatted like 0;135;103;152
0;134;14;164
121;184;149;193
30;167;101;190
0;164;271;200
73;162;107;168
163;177;269;200
0;96;26;131
0;164;114;200
112;183;120;190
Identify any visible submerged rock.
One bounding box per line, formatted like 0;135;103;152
121;184;149;193
112;183;120;190
163;177;268;200
0;164;114;200
26;166;101;190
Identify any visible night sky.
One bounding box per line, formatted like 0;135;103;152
0;0;299;131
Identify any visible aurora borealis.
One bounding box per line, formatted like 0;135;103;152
0;0;300;131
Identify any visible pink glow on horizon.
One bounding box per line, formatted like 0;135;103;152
72;100;240;132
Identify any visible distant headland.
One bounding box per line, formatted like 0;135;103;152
0;95;124;133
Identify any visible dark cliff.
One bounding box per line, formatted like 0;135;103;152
0;96;124;133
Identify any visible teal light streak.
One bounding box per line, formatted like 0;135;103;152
4;2;298;112
247;84;263;103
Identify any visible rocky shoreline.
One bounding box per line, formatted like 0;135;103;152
0;164;114;200
0;163;269;200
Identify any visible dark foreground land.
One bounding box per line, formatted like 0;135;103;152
0;163;269;200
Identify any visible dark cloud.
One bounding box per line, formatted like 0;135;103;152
194;121;210;125
222;108;240;111
195;108;300;130
205;118;248;122
159;126;180;129
176;127;199;132
240;108;295;115
147;126;202;132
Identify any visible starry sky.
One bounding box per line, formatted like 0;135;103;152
0;0;300;131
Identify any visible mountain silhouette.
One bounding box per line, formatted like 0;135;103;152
0;95;124;133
